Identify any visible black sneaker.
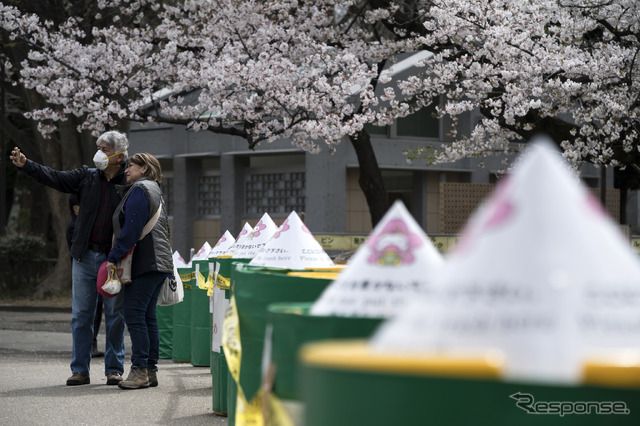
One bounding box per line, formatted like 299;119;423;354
91;347;104;358
106;372;123;385
66;373;90;386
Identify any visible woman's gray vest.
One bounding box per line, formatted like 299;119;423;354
113;178;173;278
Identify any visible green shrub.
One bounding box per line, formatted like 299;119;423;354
0;234;48;297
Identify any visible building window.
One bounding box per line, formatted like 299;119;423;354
396;101;440;138
160;176;174;216
383;170;414;211
363;123;388;136
197;174;221;216
245;171;305;215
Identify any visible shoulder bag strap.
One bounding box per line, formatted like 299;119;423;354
139;205;162;241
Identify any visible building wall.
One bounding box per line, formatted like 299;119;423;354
425;171;440;235
128;118;621;258
192;219;221;253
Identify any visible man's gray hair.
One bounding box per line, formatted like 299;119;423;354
96;130;129;158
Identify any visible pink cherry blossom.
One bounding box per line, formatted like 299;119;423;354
1;1;638;170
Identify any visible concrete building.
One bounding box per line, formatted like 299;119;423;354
129;106;623;258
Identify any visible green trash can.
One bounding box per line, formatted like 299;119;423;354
300;340;640;426
267;302;383;400
191;259;211;367
230;265;337;407
211;256;250;417
227;367;237;425
172;266;193;362
211;283;232;415
156;304;174;359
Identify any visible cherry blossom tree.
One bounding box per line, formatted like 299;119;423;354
1;1;420;229
375;0;639;220
3;0;639;296
388;1;640;169
4;0;639;182
1;0;418;293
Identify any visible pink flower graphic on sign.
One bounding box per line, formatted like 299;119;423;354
274;219;290;239
484;200;514;230
302;223;311;234
586;192;607;217
366;219;423;266
249;220;267;239
237;227;248;239
215;235;227;247
482;179;514;230
456;177;515;253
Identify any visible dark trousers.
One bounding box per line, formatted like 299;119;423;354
123;271;165;371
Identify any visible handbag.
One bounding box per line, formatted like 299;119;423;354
116;205;162;284
97;262;122;298
157;263;184;306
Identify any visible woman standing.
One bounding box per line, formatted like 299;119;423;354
106;153;174;389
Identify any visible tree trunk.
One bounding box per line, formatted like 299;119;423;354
34;186;72;297
34;121;86;297
613;166;640;227
349;131;389;227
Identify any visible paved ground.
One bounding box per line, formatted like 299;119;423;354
0;305;228;426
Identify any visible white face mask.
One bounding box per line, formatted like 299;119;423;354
93;150;126;171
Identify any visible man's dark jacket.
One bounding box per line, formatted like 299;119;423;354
19;159;127;260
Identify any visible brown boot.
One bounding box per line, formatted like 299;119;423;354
106;372;123;385
148;369;158;387
66;372;90;386
117;366;149;389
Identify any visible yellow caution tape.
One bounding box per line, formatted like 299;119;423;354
196;270;209;290
222;294;241;383
222;296;256;424
207;269;215;296
233;389;294;426
216;274;231;290
180;272;193;290
179;271;194;282
235;388;263;426
222;295;293;426
263;392;294;426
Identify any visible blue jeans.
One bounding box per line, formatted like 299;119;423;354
71;250;125;376
123;271;165;371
